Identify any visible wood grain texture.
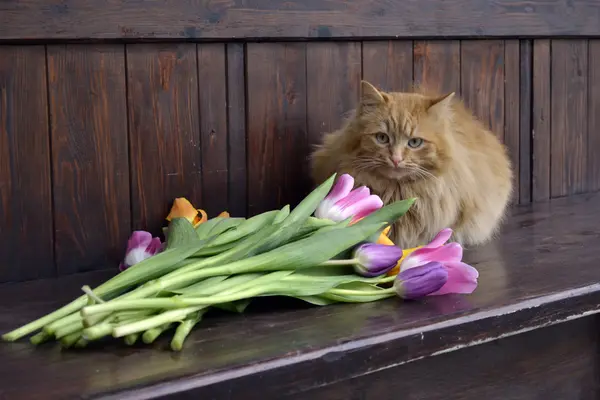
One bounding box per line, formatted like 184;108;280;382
532;40;551;202
550;40;588;198
504;40;520;203
289;318;600;400
226;43;247;217
306;42;361;148
519;40;533;204
48;45;130;274
246;43;308;215
460;40;505;141
413;41;460;95
0;46;54;282
2;0;600;40
197;44;228;217
362;41;413;92
127;44;202;233
588;40;600;193
3;193;600;398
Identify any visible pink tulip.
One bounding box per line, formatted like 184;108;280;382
399;228;478;296
315;174;383;223
119;231;163;271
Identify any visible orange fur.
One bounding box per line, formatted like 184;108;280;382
310;81;513;248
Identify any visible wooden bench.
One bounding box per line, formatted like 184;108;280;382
2;193;599;399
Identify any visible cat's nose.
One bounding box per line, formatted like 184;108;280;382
391;157;402;167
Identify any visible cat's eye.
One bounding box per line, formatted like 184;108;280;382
375;132;390;144
407;138;424;149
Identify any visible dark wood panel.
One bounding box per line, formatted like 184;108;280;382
306;42;361;146
226;43;248;217
362;41;413;92
532;40;551;202
0;46;54;282
3;193;600;398
246;43;308;215
197;44;228;217
413;41;460;94
504;40;520;203
2;0;600;40
288;317;600;400
519;40;533;204
48;45;130;274
127;44;202;233
588;40;600;193
461;40;505;141
551;40;588;198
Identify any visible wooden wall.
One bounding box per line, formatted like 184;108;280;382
1;1;600;282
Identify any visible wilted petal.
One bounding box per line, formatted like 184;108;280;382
424;228;453;248
429;261;479;296
353;243;403;276
396;262;448;299
400;242;463;271
166;198;198;222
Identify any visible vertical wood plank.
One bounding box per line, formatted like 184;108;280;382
532;40;551;202
413;41;460;94
246;43;308;215
226;43;247;217
48;45;130;274
519;40;533;204
504;40;520;203
362;41;413;92
197;44;228;216
127;44;202;233
0;46;54;282
550;40;588;197
460;40;505;141
588;40;600;193
306;42;362;150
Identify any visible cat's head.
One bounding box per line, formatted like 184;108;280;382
346;81;456;181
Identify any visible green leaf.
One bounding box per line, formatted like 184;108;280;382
280;174;336;227
214;299;252;313
209;210;280;246
195;217;225;240
273;205;291;224
291;295;340;306
167;218;200;249
207;218;245;237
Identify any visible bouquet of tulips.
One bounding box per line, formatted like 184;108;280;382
1;174;478;351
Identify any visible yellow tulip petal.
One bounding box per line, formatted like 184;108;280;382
166;198;199;222
217;211;230;218
386;246;423;276
382;226;391;236
376;233;395;246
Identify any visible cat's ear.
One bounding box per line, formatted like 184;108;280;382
427;92;455;116
359;81;386;112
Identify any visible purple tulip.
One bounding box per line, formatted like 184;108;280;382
353;243;404;277
395;262;449;299
119;231;162;271
399;228;479;296
315;174;383;223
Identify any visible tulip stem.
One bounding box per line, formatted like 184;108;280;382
328;288;396;296
320;259;358;266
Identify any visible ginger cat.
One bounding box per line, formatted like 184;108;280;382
310;81;513;249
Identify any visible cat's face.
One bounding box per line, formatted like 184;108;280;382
349;82;454;181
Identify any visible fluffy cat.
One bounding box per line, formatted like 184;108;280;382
310;81;513;249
